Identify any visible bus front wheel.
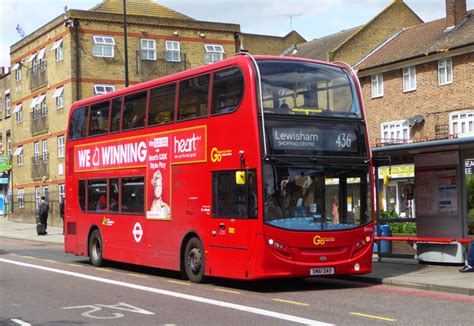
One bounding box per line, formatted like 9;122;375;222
89;229;104;267
184;237;205;283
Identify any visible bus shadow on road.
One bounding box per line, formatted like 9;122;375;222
74;259;373;293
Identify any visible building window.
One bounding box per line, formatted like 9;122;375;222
14;146;23;166
57;135;65;158
94;84;115;95
165;41;180;62
141;39;156;61
381;120;410;144
5;94;11;117
14;63;21;81
58;184;65;203
450;111;474;137
6;131;11;156
38;94;47;117
93;36;115;58
13;103;23;123
38;48;46;71
52;86;64;109
34;142;40;163
35;186;41;206
17;189;25;208
403;66;416;92
52;38;64;61
204;44;224;64
438;58;453;85
371;73;384;98
42;139;48;162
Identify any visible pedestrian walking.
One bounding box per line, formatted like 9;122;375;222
37;196;49;235
459;239;474;273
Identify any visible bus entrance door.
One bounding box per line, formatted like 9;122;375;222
208;218;258;279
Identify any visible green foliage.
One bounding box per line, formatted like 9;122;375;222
388;222;416;234
379;210;416;234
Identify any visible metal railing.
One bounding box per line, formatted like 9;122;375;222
30;111;48;135
136;51;188;81
29;62;47;91
31;154;49;181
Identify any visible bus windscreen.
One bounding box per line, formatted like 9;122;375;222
257;60;361;117
263;164;372;231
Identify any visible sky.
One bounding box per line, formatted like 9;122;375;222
0;0;473;68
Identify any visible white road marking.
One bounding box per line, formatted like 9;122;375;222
1;258;333;326
10;319;31;326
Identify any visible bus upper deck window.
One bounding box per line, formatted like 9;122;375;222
211;67;244;115
89;100;110;137
110;97;122;133
69;106;88;140
177;74;210;121
149;83;176;126
123;91;147;131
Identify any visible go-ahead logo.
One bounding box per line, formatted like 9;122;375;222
313;235;336;246
210;147;232;163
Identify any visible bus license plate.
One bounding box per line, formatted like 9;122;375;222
310;267;335;275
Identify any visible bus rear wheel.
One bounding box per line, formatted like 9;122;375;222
89;229;104;267
184;237;205;283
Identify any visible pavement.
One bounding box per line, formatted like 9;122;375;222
1;217;473;296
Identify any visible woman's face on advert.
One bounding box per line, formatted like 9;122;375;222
154;178;162;198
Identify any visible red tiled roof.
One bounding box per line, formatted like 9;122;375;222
356;10;474;70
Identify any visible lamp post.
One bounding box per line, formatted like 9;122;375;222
123;0;129;87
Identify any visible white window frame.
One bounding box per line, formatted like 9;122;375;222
34;142;40;163
14;146;24;166
438;58;453;85
93;84;115;95
17;189;25;208
6;133;11;156
42;139;48;162
52;39;64;62
204;44;224;64
15;64;21;81
57;135;65;158
141;39;156;61
15;105;23;124
52;86;64;109
37;48;46;71
371;73;384;98
93;36;115;58
35;186;41;205
38;94;47;117
58;184;65;203
5;94;11;117
381;120;410;144
403;66;416;92
450;111;474;137
165;40;181;62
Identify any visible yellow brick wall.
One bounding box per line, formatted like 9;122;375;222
331;1;423;65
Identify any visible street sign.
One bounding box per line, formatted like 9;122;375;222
0;155;11;172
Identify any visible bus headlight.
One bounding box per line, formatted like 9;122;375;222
354;263;360;271
265;236;291;258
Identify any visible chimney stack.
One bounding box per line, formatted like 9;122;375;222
446;0;467;27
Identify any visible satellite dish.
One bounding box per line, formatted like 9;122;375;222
408;115;424;127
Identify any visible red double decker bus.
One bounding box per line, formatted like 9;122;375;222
65;54;374;282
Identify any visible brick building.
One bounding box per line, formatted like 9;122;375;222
289;0;422;65
354;0;473;226
356;1;474;145
1;0;304;225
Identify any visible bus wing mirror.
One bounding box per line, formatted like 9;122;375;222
235;171;246;185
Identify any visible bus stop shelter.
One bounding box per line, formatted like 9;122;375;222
373;137;474;264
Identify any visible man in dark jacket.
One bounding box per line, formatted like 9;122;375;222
37;196;49;233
